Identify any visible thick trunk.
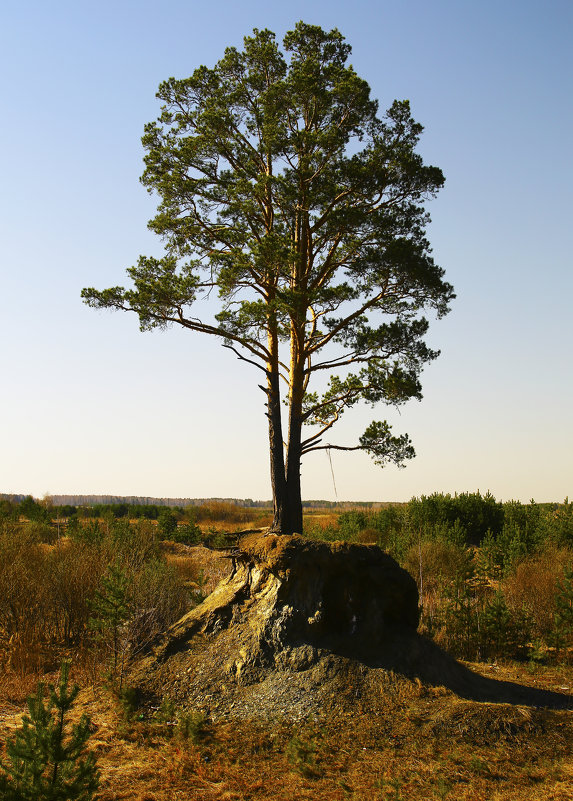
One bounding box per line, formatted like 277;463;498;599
285;362;305;535
268;361;305;535
267;357;288;534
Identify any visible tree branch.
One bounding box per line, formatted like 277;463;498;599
222;344;269;374
303;442;363;455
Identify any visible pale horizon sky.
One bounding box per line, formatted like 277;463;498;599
1;0;571;504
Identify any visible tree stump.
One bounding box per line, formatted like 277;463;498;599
131;532;421;719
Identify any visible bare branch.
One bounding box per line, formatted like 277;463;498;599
303;443;363;455
172;308;270;361
222;344;269;375
301;408;341;451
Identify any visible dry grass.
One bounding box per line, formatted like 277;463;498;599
191;506;340;535
1;661;572;801
163;543;233;595
191;502;273;532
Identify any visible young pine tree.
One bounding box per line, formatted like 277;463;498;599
479;590;530;660
549;565;573;659
0;661;99;801
88;562;132;688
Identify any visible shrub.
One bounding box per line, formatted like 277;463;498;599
540;500;573;547
304;522;341;542
177;710;208;744
503;548;572;642
170;521;202;545
43;542;108;645
436;563;483;660
0;500;18;522
109;519;160;571
191;501;252;524
18;496;52;525
69;520;103;547
285;731;322;778
128;558;189;653
337;510;370;539
407;492;504;545
404;539;470;599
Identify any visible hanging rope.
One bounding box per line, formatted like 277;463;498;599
327;446;338;499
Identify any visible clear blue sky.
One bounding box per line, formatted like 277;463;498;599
1;0;571;503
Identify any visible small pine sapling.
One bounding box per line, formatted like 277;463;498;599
88;561;132;689
0;661;99;801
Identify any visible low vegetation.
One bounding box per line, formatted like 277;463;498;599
307;492;573;664
0;492;572;799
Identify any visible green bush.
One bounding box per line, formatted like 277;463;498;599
170;521;202;545
407;492;504;546
88;562;132;688
285;731;322;778
18;496;52;525
158;509;178;539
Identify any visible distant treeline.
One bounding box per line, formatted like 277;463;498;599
0;493;382;510
46;495;261;508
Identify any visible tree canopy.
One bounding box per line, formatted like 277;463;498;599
82;22;454;534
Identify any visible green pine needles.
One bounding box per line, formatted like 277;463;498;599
0;661;99;801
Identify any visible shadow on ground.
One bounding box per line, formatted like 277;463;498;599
333;631;573;710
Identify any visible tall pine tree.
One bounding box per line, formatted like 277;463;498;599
83;23;454;534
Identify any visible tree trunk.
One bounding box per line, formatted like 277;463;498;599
267;365;288;534
267;309;306;535
268;424;304;536
266;185;309;537
285;364;305;535
282;244;307;536
266;317;291;535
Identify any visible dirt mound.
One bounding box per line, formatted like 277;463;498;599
429;701;547;744
129;533;573;721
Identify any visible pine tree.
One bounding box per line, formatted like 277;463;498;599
0;661;99;801
550;564;573;658
82;23;454;535
88;562;132;687
479;590;530;660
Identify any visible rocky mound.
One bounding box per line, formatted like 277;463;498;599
130;532;573;720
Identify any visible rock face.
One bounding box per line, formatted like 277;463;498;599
131;532;421;719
